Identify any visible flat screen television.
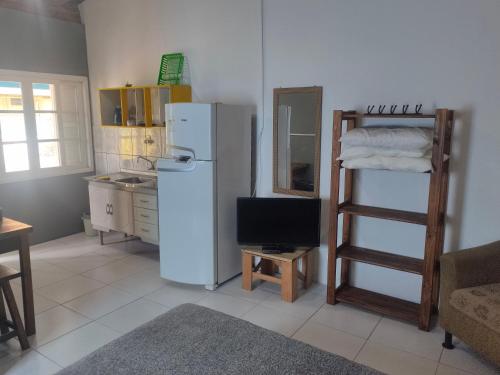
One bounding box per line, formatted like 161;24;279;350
237;197;321;252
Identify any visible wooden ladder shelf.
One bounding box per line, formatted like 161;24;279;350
327;109;454;331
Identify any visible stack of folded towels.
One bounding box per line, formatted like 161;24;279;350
338;127;434;173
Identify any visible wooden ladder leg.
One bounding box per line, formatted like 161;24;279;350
281;260;298;303
340;117;356;286
420;109;451;331
327;110;345;304
431;111;454;312
241;253;253;291
2;282;29;350
0;289;8;335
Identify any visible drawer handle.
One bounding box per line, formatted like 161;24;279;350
140;200;149;203
140;214;149;218
141;228;150;233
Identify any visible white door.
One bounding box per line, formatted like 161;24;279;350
89;184;110;230
158;158;216;286
164;103;215;161
109;189;133;234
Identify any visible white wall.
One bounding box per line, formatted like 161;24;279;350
82;0;500;302
0;8;91;245
262;0;500;301
80;0;262;175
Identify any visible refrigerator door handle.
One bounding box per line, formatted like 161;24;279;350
158;160;197;172
164;145;196;160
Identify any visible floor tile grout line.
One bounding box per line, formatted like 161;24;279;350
361;317;451;364
62;291;144;321
353;315;381;362
308;314;379;342
36;265;143;305
33;318;96;351
0;347;63;372
31;262;157;314
43;254;123;274
288;301;325;338
32;347;64;370
365;316;382;341
437;345;445;364
36;295;142;351
352;338;368;363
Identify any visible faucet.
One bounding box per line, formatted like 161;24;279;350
137;156;156;171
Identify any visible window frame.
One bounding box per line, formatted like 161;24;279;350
0;69;93;184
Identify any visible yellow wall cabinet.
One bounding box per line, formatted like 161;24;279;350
99;85;192;127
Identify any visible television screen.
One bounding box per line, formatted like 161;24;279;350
237;197;321;248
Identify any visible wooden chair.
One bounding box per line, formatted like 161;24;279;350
0;265;29;350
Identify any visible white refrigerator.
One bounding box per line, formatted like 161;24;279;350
157;103;252;290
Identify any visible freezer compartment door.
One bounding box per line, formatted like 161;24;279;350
158;160;216;285
164;103;216;161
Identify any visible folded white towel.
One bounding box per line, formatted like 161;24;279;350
340;127;434;150
342;155;432;173
338;145;431;161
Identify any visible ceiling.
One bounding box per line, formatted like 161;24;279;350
0;0;85;23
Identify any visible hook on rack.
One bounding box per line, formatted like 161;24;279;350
378;105;386;114
366;105;375;114
402;104;409;114
390;105;397;114
415;104;423;114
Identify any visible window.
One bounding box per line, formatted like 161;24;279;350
0;70;92;183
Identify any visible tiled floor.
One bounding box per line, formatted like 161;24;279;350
0;233;498;375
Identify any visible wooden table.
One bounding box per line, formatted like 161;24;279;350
0;218;35;336
241;247;313;302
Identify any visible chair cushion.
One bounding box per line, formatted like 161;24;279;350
450;283;500;333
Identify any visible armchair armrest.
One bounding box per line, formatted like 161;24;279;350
440;241;500;321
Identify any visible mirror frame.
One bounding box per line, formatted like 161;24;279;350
273;86;322;198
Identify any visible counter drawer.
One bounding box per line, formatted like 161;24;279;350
134;207;158;225
134;221;159;243
133;193;157;210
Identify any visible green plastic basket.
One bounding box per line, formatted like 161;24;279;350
157;53;184;85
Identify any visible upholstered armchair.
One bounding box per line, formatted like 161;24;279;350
439;241;500;367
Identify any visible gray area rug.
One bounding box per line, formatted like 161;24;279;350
58;303;382;375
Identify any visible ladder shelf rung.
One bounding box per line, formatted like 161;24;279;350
337;244;424;275
339;203;428;225
335;285;420;324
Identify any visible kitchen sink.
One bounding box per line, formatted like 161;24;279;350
114;176;155;188
115;177;146;184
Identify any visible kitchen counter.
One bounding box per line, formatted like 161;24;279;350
85;172;157;194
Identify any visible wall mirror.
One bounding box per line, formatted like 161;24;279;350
273;86;322;197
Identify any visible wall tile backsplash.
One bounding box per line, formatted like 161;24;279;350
94;126;165;175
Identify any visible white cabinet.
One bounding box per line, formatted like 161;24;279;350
109;189;133;233
133;192;159;244
89;184;109;230
89;184;133;234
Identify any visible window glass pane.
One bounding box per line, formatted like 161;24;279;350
33;83;56;111
35;113;58;140
38;141;61;168
0;113;26;142
0;81;23;110
3;143;29;172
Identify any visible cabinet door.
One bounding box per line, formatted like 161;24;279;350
89;184;110;230
109;189;133;234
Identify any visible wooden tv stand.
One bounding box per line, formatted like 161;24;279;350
241;247;313;302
